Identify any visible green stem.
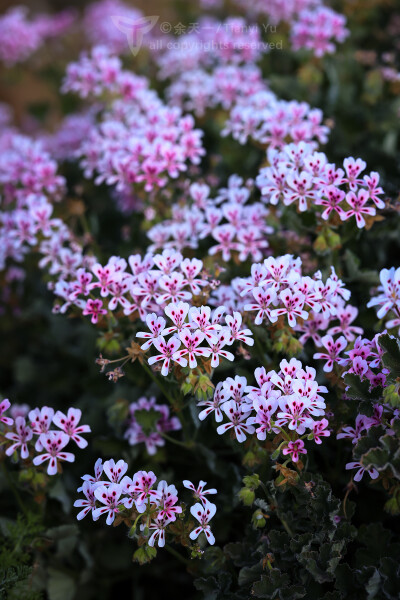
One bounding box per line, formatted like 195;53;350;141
160;432;195;450
164;544;190;566
259;481;294;537
141;362;176;405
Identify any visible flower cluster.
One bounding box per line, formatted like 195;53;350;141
226;254;359;359
124;396;181;455
334;334;400;482
368;267;400;335
53;249;216;325
137;302;253;376
147;176;271;261
339;333;389;388
74;459;218;546
199;358;330;461
166;64;265;118
0;6;74;66
83;0;145;54
156;17;264;80
290;6;349;57
223;93;330;147
256;144;385;226
233;0;348;57
62;45;204;194
1;399;90;475
0;130;67;272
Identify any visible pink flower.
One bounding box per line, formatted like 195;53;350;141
162;301;191;335
315;185;346;220
270;289;308;327
74;481;99;521
53;408;91;448
78;458;103;491
5;416;33;459
225;312;254;346
209;224;238;261
181;258;206;294
33;431;75;475
189;305;221;344
146;516;172;547
327;304;363;342
173;330;211;369
29;406;55;451
103;459;128;485
252;395;279;440
183;480;217;508
313;418;330;444
197;382;230;422
155;481;182;521
208;331;234;368
0;398;13;427
217;400;254;443
148;336;187;375
345;461;379;482
244;287;277;325
189;502;217;545
282;439;307;462
82;298;107;324
157;272;192;304
275;396;313;435
284;170;318;212
131;470;159;512
136;313;166;350
342;189;376;228
337;415;370;445
363;172;385;209
342;157;366;191
93;483;128;525
313;335;347;372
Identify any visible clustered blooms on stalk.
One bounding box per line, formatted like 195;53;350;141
223;253;358;353
199;358;330;460
257;145;384;227
334;332;400;481
368;267;400;335
0;6;74;66
62;46;204;194
161;16;265;75
147;176;271;260
0;398;90;475
83;0;145;54
232;0;348;57
136;301;253;376
123;396;181;455
53;249;218;326
74;459;218;547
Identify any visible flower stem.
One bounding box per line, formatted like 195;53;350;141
164;544;190;565
259;481;294;537
160;432;195;450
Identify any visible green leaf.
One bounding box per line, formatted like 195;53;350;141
378;334;400;381
343;374;382;402
238;488;255;506
132;545;157;565
47;568;76;600
243;474;260;490
357;432;400;479
134;408;162;436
